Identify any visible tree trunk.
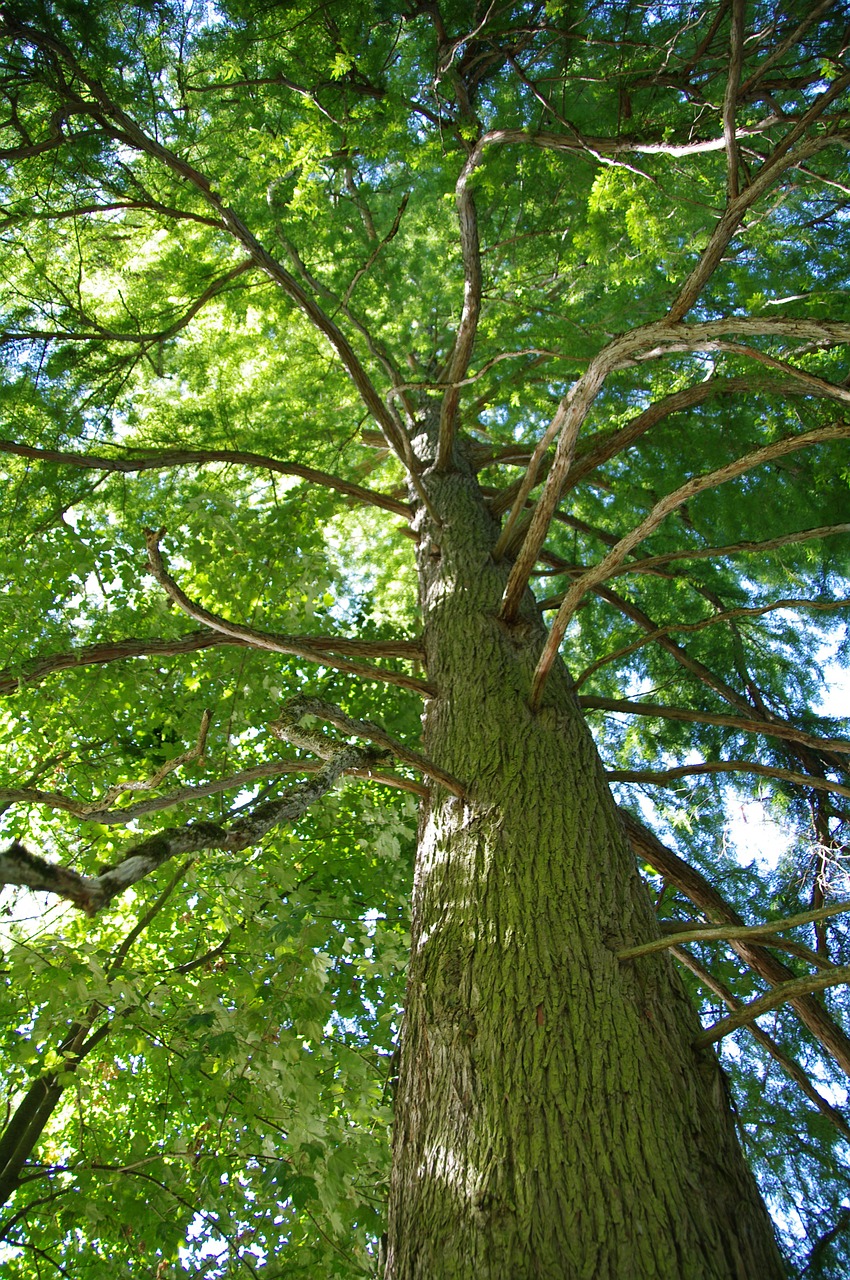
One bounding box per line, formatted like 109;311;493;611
385;442;785;1279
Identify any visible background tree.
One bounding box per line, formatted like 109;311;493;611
1;0;850;1275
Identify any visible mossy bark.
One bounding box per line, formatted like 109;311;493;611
385;441;785;1279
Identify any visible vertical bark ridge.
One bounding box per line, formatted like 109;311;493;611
386;443;784;1279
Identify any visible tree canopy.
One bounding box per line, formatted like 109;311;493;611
1;0;850;1275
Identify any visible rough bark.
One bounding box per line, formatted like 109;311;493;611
385;435;784;1278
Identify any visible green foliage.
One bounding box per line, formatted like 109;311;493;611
0;0;849;1275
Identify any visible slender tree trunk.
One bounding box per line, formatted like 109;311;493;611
385;440;785;1278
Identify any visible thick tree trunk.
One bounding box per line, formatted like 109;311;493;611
385;443;785;1279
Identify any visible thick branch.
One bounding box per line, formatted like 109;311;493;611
0;744;383;913
429;122;834;163
620;810;850;1077
437;146;483;470
0;628;422;698
143;529;433;696
723;0;745;200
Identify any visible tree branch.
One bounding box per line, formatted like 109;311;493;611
580;695;850;756
0;862;192;1205
723;0;745;200
0;440;411;518
437;145;483;470
588;585;849;742
499;318;850;625
618;899;850;960
0;743;386;914
666;73;850;320
143;529;433;696
1;259;254;346
530;419;850;707
0;15;412;465
0;628;422;698
695;967;850;1050
672;944;850;1145
607;759;850;801
592;531;850;582
560;374;817;497
620;810;850;1077
269;694;465;797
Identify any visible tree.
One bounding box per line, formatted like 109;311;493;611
1;0;849;1274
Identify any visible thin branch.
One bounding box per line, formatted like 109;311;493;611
607;760;850;800
0;198;223;230
143;529;433;696
0;755;425;824
0;629;421;698
723;0;745;200
737;0;837;101
573;595;849;685
105;860;194;979
91;710;211;811
580;695;850;755
560;374;814;498
343;192;409;305
585;586;849;730
672;945;850;1145
666;71;850;320
269;694;465;797
424;122;824;163
0;16;413;466
1;259;254;346
597;532;850;582
0;859;192;1203
620;809;850;1077
618;900;850;960
530;419;850;707
0;439;411;518
695;967;850;1050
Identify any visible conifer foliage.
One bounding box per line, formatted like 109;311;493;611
1;2;850;1276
